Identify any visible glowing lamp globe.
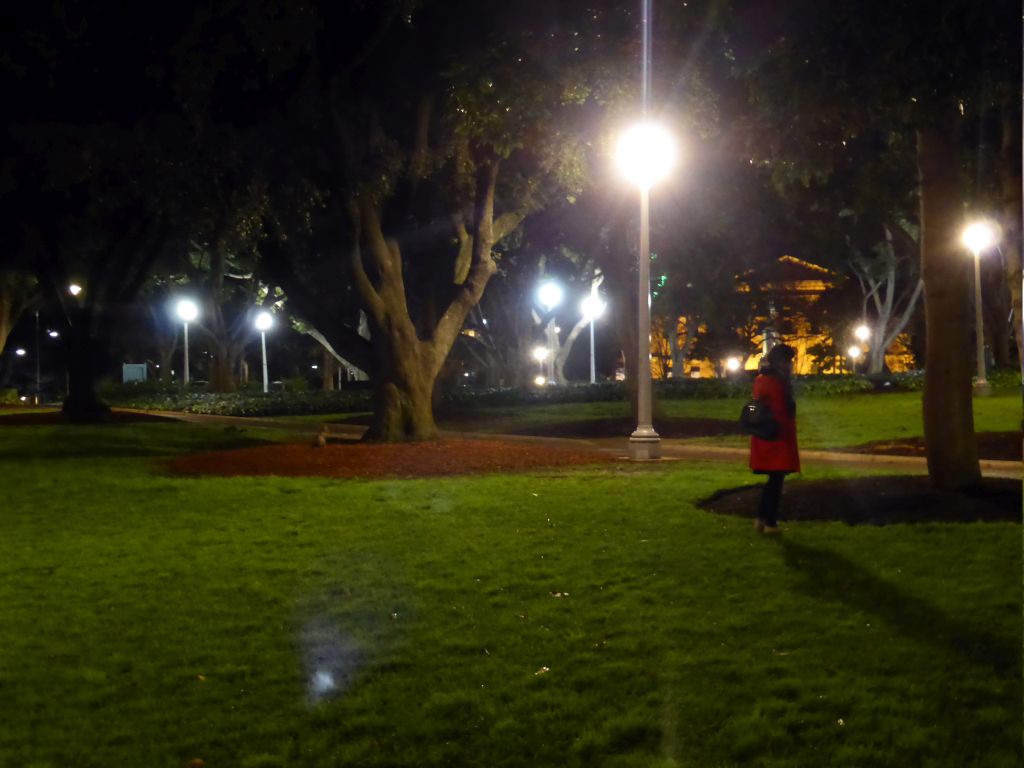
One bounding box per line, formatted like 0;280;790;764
537;282;563;311
532;346;549;362
726;357;741;372
847;346;862;360
176;299;199;322
616;122;677;190
854;324;870;342
254;311;273;332
961;222;996;255
580;295;607;321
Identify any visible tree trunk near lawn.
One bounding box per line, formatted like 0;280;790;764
917;121;981;490
208;341;241;393
999;98;1023;371
61;310;111;422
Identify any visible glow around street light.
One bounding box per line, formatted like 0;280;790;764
68;283;82;296
580;295;607;321
254;311;273;332
847;345;862;360
15;348;26;357
532;346;549;362
854;324;870;342
962;221;997;255
534;375;547;386
47;330;59;339
725;356;741;372
537;281;563;311
176;299;199;322
616;122;677;190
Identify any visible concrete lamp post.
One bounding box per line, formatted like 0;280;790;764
961;221;997;393
176;299;199;386
254;311;273;394
616;121;677;461
580;294;607;384
536;281;563;384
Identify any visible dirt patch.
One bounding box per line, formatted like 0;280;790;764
499;416;742;440
166;438;620;479
699;476;1022;525
848;432;1021;461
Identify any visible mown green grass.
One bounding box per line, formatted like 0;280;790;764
0;419;1020;767
442;390;1020;450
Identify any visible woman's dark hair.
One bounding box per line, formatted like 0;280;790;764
764;344;796;368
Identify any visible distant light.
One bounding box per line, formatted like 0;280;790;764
534;375;546;386
19;396;26;401
962;221;997;255
854;324;870;342
537;281;563;311
463;372;470;377
482;318;488;325
847;346;862;360
726;357;741;372
580;295;607;321
68;283;82;296
176;299;199;322
532;346;549;362
47;330;59;338
14;348;26;356
311;365;318;370
155;364;160;368
616;122;678;190
254;311;273;332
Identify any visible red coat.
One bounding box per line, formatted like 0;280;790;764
749;374;800;473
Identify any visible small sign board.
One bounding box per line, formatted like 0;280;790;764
122;363;148;383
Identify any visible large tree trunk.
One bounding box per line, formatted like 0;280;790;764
349;158;513;442
61;309;111;422
208;341;242;393
999;99;1023;371
917;122;981;490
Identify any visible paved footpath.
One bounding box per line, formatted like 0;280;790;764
125;409;1022;480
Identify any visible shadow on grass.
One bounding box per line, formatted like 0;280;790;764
778;539;1020;678
0;424;272;461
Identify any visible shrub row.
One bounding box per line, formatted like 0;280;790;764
96;367;1020;417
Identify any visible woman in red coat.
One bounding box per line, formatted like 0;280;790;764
749;343;800;534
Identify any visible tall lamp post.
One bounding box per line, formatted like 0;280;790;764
580;293;607;384
176;299;199;386
962;221;996;392
617;123;677;460
254;311;273;393
537;281;563;384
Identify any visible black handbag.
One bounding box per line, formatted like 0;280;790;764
739;398;779;440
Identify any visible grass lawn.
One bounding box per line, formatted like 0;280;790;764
440;390;1021;450
0;420;1020;767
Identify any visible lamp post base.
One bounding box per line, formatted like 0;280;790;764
972;379;991;397
628;432;661;461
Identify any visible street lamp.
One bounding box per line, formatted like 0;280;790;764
176;299;199;386
532;345;549;385
254;311;273;394
846;344;862;374
962;221;997;391
854;324;870;342
536;281;563;384
617;122;677;460
580;294;607;384
68;283;82;297
725;356;741;373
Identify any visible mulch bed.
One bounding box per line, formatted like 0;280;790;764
166;439;620;479
699;476;1022;525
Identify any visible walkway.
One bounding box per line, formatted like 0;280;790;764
125;409;1023;480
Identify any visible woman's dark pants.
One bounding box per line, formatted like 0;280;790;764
758;471;786;526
